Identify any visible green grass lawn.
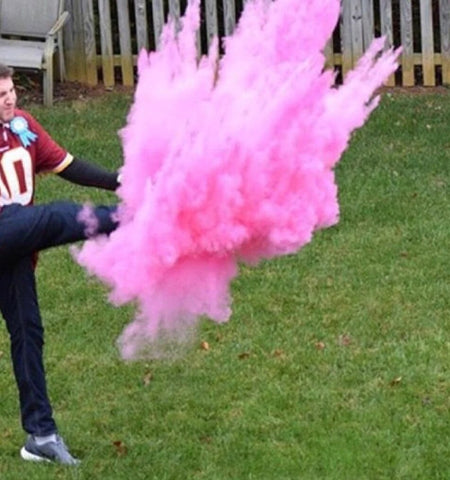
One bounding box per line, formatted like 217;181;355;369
0;88;448;479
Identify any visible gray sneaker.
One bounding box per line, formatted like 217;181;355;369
20;435;80;466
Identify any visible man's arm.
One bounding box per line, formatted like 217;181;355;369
58;157;120;191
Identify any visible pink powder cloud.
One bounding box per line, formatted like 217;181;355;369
77;0;400;359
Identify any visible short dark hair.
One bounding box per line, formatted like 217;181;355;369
0;63;14;79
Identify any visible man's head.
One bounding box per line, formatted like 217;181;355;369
0;63;16;123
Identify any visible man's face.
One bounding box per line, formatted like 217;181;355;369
0;77;17;123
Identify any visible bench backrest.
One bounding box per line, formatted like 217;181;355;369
0;0;63;38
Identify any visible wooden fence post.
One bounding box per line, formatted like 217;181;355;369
151;0;165;49
440;0;450;85
223;0;236;37
350;0;364;62
62;0;76;81
323;37;335;70
98;0;115;87
63;0;97;85
340;0;370;79
340;0;354;78
64;0;86;82
82;0;98;86
379;0;395;86
116;0;134;86
361;0;374;50
168;0;182;32
420;0;436;86
205;0;219;49
135;0;149;52
400;0;414;86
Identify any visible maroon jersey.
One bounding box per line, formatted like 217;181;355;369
0;109;73;207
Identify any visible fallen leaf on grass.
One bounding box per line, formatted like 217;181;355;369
272;349;285;358
338;334;352;346
143;371;153;386
389;376;402;386
200;341;210;351
112;440;127;457
238;352;251;359
315;341;326;350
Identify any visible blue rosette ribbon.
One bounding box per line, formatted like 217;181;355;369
10;116;38;147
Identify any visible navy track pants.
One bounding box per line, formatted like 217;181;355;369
0;201;117;435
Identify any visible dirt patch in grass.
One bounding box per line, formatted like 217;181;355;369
14;71;134;107
14;70;448;108
381;85;450;96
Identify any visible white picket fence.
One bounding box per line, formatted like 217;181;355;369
63;0;450;87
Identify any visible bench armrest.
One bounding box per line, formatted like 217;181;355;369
47;11;70;37
44;11;69;58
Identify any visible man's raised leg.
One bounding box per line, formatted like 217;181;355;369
0;202;118;261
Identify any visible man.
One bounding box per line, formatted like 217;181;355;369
0;63;120;465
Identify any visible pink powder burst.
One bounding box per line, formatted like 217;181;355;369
76;203;99;237
77;0;401;359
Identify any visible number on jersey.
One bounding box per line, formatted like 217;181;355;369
0;147;34;205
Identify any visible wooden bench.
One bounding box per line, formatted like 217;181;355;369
0;0;69;106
